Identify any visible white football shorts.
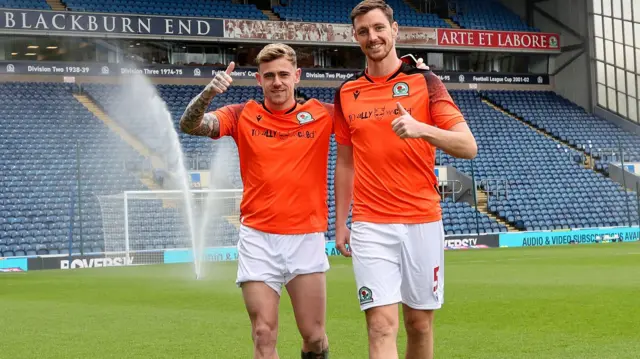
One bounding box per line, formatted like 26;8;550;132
236;224;330;295
350;220;445;311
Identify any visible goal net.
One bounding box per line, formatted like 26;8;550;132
97;189;242;267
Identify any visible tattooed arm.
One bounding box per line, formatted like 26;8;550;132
179;93;221;138
179;62;234;138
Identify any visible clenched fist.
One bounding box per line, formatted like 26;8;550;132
391;102;429;139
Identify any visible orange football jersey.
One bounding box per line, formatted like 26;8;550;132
211;99;334;234
334;62;465;224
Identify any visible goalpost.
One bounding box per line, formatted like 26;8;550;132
97;189;243;267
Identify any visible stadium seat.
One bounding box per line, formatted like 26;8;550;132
450;0;538;31
480;90;640;174
64;0;267;20
0;0;50;10
273;0;450;27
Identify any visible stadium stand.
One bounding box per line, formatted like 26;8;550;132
0;82;149;257
446;90;637;231
296;86;638;232
5;79;635;257
297;86;506;235
82;83;244;187
64;0;267;19
84;83;504;238
450;0;538;32
0;0;50;10
272;0;450;27
481;90;640;174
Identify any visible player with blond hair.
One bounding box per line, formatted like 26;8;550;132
180;43;332;359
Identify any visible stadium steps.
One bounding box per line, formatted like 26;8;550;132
475;190;519;232
261;9;281;21
47;0;66;11
73;94;164;191
444;18;461;28
482;97;590;170
402;0;421;13
481;98;566;145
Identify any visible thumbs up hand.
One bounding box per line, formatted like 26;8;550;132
391;102;428;139
206;61;235;96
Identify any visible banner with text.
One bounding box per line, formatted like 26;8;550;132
0;9;223;37
224;19;559;52
27;252;164;270
0;60;551;85
0;257;28;272
445;233;499;249
437;28;560;51
499;227;640;248
0;9;559;53
223;19;438;46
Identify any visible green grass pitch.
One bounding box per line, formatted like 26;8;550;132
1;243;639;358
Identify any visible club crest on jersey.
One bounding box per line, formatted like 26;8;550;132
296;111;314;125
358;286;373;305
392;82;409;97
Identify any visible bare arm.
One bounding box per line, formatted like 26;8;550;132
420;121;477;159
335;144;354;227
179;62;235;138
179;91;220;138
392;71;478;159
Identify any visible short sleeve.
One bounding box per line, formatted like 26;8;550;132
210;103;244;140
424;72;466;130
332;90;352;146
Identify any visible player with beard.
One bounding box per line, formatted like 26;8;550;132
332;1;478;359
179;43;332;359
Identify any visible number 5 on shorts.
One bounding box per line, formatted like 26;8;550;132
433;266;440;293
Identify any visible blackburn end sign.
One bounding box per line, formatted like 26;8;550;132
0;9;224;37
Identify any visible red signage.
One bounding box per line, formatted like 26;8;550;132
437;29;560;51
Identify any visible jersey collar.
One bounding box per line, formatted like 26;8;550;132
363;61;406;84
261;100;299;115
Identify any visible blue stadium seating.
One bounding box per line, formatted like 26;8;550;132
273;0;450;27
450;0;538;32
0;0;49;10
298;86;506;235
445;90;637;231
0;82;149;257
1;0;536;32
3;81;637;257
481;90;640;174
84;83;503;237
64;0;267;19
83;83;247;187
298;86;639;232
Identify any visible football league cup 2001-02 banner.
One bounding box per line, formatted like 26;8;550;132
0;9;559;52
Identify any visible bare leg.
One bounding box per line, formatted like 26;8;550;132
365;304;399;359
286;273;329;357
242;281;281;359
403;304;435;359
